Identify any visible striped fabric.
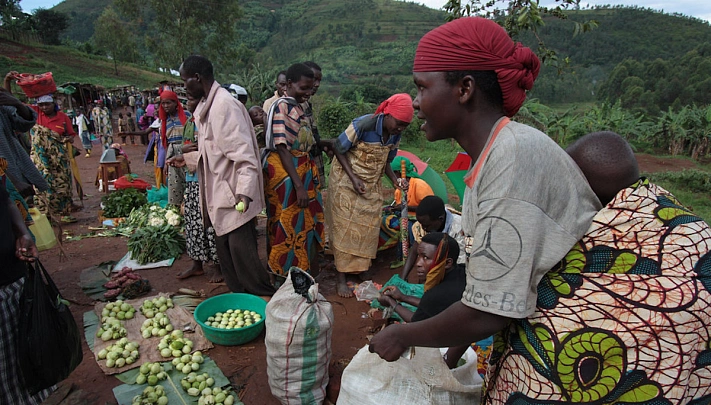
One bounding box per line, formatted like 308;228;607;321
0;278;54;404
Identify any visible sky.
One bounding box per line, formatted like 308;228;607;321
20;0;711;22
419;0;711;22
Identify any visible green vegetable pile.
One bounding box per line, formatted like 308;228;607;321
102;188;148;218
127;225;185;265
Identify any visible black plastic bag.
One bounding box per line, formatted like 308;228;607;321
17;259;83;394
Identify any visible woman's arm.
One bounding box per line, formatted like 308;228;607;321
9;195;37;262
377;294;415;323
276;144;308;208
325;139;365;195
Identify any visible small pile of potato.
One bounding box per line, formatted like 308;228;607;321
181;371;215;395
197;386;237;405
131;385;168;405
140;296;173;319
172;351;205;374
102;300;136;321
140;312;174;338
135;361;168;386
204;309;262;330
96;317;128;341
158;330;194;358
97;338;140;368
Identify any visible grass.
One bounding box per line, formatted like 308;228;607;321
0;38;172;90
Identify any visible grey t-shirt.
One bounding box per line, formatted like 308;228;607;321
461;119;600;318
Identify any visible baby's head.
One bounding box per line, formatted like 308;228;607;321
248;106;265;126
566;131;639;206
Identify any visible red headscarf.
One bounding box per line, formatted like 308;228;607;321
413;17;540;117
375;93;414;123
158;90;187;147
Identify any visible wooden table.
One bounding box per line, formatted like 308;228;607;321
99;162;125;193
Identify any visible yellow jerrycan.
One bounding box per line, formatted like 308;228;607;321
28;207;57;251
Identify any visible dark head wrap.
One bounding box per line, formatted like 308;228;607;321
413;17;540;117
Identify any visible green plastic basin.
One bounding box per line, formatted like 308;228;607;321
193;293;267;346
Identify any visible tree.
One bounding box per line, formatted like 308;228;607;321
443;0;598;72
31;9;69;45
92;7;139;75
113;0;242;72
0;0;22;26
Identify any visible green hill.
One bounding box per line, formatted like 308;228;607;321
0;38;172;89
38;0;711;104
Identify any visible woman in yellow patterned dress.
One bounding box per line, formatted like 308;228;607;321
323;93;413;297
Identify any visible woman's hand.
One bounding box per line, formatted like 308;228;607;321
377;294;397;308
182;143;198;154
350;175;366;195
295;185;309;208
395;177;409;192
166;156;186;168
16;233;37;262
383;286;405;301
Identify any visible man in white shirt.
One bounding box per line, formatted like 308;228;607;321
75;107;92;157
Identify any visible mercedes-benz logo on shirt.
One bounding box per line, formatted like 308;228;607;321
471;216;522;281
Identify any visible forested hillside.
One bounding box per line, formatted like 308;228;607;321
48;0;711;107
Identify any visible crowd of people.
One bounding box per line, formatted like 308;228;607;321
2;15;711;405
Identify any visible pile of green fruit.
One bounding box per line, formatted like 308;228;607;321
181;371;215;395
96;317;128;341
197;387;237;405
140;296;174;319
204;309;262;330
172;351;204;374
141;312;174;338
135;362;168;385
158;330;194;358
97;338;140;368
102;300;136;321
131;385;168;405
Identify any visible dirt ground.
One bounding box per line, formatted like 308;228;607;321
39;131;701;404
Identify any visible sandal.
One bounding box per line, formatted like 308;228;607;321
61;216;78;223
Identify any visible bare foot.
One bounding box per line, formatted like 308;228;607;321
207;264;224;283
177;261;204;279
337;273;353;298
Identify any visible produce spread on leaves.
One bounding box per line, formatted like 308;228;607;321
132;385;169;405
172;351;205;374
140;312;174;338
135;362;168;386
158;330;194;358
181;371;215;395
204;309;262;330
197;386;238;405
97;338;141;368
139;296;174;318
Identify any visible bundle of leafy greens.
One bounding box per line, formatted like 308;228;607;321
102;188;148;218
127;224;185;265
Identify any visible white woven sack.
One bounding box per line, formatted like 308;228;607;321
266;270;334;405
338;345;482;405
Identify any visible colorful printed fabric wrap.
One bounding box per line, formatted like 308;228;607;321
264;149;325;275
483;178;711;404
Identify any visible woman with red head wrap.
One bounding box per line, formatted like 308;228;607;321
368;18;602;400
120;90;190;201
322;93;414;298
